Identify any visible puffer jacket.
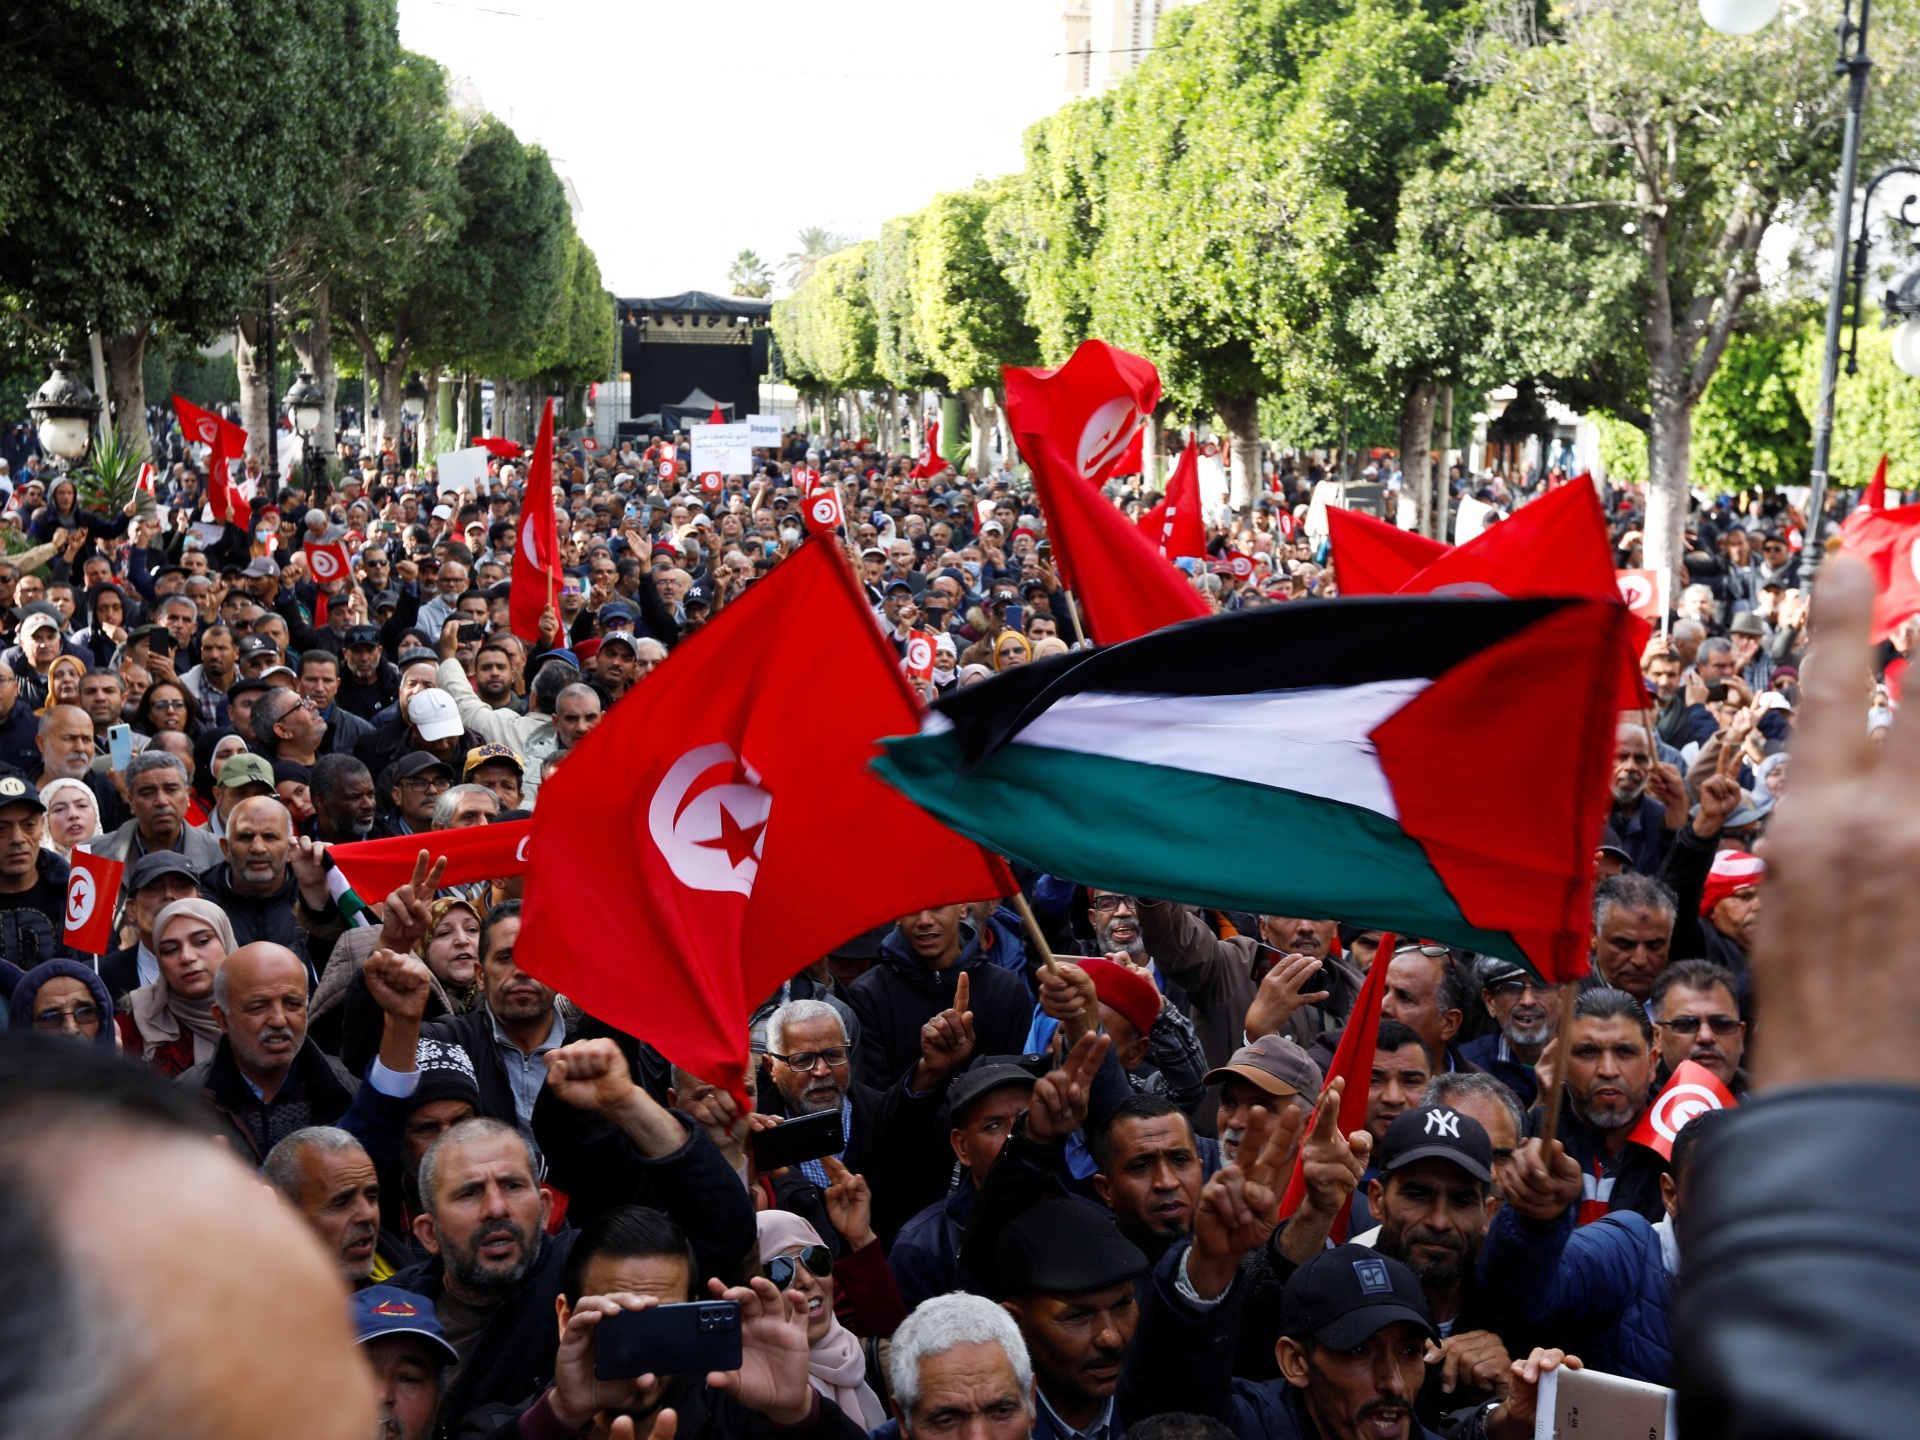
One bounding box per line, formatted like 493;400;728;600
843;922;1032;1088
1478;1202;1673;1384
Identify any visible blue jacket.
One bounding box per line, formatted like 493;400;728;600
891;1180;977;1311
1456;1032;1539;1108
1478;1203;1672;1385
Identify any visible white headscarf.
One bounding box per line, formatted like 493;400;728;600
39;777;101;859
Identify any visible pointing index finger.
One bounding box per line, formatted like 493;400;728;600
1795;556;1877;786
954;971;969;1016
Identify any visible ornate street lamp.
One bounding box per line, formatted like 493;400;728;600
26;356;101;466
282;370;330;501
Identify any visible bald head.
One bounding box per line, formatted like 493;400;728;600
222;796;293;896
36;704;97;780
212;943;310;1083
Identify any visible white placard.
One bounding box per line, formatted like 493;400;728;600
745;413;782;450
436;446;489;496
691;423;753;477
1454;495;1496;544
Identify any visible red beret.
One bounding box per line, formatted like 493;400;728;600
1079;957;1161;1039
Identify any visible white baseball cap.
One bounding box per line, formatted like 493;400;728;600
406;688;464;742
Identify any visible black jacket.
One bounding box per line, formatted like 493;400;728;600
1528;1095;1668;1224
177;1036;358;1163
390;1112;757;1428
415;1004;570;1138
196;861;342;976
1675;1085;1920;1440
457;1377;869;1440
844;923;1033;1089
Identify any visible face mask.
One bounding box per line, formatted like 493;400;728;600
963;561;982;579
779;527;801;544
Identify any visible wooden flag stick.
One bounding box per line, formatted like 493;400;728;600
1011;890;1063;973
1536;981;1581;1142
1062;591;1088;648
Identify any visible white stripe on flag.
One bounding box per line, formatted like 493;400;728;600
1011;679;1432;820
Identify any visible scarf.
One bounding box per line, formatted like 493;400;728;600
754;1211;885;1429
130;900;237;1065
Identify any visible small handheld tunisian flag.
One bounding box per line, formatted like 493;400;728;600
64;847;125;954
1628;1060;1737;1161
1276;933;1394;1238
509;400;562;643
1135;437;1207;562
519;535;1016;1102
910;421;944;481
326;819;532;900
173;395;251;528
803;488;844;534
1003;340;1208;644
306;541;351;585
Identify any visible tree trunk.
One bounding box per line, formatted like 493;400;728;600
290;288;338;458
455;372;470;453
964;387;995;482
497;379;520;445
234;321;270;463
1141;406;1163;491
1646;398;1691;592
1433;385;1455;540
994;393;1013;478
425;365;443;459
1396;378;1437;535
1217;393;1259;511
103;332;150;464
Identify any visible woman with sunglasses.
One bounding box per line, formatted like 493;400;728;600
756;1207;890;1428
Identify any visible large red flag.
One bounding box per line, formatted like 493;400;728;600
173;395;251;528
509;400;562;643
1003;341;1208;644
1325;508;1449;592
910;421;945;481
1135;438;1207;561
1277;933;1394;1239
1331;481;1647;706
1837;499;1920;641
327;819;531;900
518;536;1017;1101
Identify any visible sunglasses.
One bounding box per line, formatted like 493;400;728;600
1658;1014;1742;1036
764;1245;832;1288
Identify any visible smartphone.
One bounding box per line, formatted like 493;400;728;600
109;723;133;772
148;630;175;658
751;1109;846;1172
1703;679;1729;703
457;623;487;643
593;1301;742;1381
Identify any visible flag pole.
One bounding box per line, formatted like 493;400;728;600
1010;890;1062;973
1536;981;1581;1141
1062;591;1088;648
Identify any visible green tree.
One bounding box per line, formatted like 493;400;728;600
772;244;878;391
728;249;773;298
1446;0;1920;582
1792;315;1920;492
1692;319;1813;492
783;227;851;289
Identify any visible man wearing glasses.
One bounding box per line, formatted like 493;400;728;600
1648;959;1747;1094
1459;958;1560;1109
0;660;39;777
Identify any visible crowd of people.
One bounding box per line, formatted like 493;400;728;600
0;418;1909;1440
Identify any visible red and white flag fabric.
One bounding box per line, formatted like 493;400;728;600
1838;479;1920;642
1863;454;1888;510
1614;568;1667;622
305;541;351;586
508;400;563;643
802;488;844;534
1699;850;1765;917
172;394;251;529
910;421;945;481
326;820;532;900
1002;340;1208;644
518;536;1015;1102
1135;438;1207;562
903;629;936;682
63;847;125;954
136;463;156;496
1628;1060;1737;1161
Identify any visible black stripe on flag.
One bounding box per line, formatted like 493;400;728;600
934;595;1584;769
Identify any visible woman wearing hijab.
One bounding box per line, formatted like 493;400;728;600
1031;636;1071;662
7;959;117;1047
39;777;101;862
35;653;85;714
755;1210;889;1429
992;630;1032;672
119;899;235;1077
333;895;484;1076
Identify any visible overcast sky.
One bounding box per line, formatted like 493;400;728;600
397;0;1065;300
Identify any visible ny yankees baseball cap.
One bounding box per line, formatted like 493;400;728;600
1375;1104;1494;1184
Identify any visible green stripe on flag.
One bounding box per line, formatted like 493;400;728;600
875;728;1524;965
325;855;377;930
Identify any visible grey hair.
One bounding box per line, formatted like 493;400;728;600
1592;871;1677;932
1423;1072;1526;1142
261;1126;367;1201
1697;636;1734;661
1670;619;1706;645
123;750;187;786
416;1117;533;1215
888;1293;1032;1422
634;637;668;662
1681;584;1715;605
766;999;845;1058
431;783;499;829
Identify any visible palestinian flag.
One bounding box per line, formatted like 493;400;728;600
875;596;1627;982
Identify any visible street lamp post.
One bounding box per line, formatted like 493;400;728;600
26;356;102;473
1702;0;1871;560
282;370;329;505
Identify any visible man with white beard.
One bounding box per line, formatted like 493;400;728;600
1457;958;1560;1109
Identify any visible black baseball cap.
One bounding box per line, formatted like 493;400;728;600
947;1054;1042;1121
345;624;381;647
1374;1104;1494;1184
391;750;454;783
127;850;201;892
1281;1244;1437;1348
996;1198;1147;1299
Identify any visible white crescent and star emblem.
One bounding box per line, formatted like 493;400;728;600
809;494;838;527
906;636;932;671
1616;574;1653;609
515;835;530;863
309;547;340;580
194;418;218;444
647;743;772;896
1648;1082;1724;1143
65;869;95;929
520;512;542;570
1076;398;1138;480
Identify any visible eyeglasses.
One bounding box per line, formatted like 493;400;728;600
769;1046;849;1073
149;698;187;712
33;1004;102;1032
400;776;451;793
1486;976;1555;997
1658;1014;1742;1036
764;1245;832;1288
1089;894;1136;914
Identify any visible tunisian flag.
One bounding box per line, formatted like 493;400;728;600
509;400;563;643
1135;437;1207;562
910;421;945;481
173;395;251;529
327;819;532;900
1003;340;1207;644
1276;932;1394;1240
63;847;125;954
518;535;1017;1101
1627;1060;1737;1161
1329;480;1647;706
1838;467;1920;641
